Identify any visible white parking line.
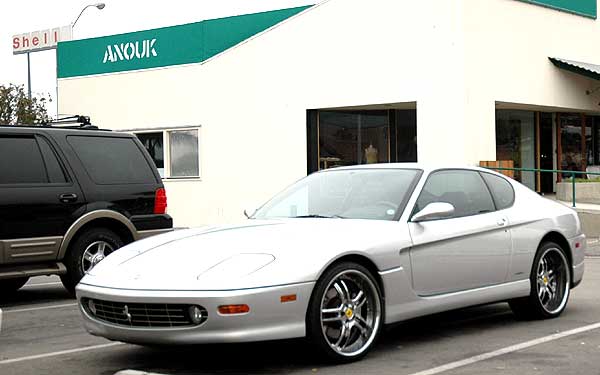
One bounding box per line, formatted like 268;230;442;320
3;303;77;314
0;342;124;365
408;321;600;375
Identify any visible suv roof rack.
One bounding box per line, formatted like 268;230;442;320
42;115;99;129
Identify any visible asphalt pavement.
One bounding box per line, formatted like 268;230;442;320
1;257;599;375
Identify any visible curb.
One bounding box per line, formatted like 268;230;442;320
114;370;169;375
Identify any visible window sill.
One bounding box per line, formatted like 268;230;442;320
162;177;202;182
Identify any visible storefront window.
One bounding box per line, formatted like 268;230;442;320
395;109;417;162
495;110;535;190
136;132;164;177
560;114;583;175
318;110;389;169
587;116;600;167
134;128;200;179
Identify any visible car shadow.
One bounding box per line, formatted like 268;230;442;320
104;303;520;374
0;284;73;308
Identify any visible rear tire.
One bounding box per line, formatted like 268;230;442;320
0;277;29;294
61;227;123;294
509;241;571;320
307;262;383;363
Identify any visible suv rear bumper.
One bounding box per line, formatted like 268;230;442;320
131;214;173;231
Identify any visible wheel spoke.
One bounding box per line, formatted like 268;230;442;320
355;314;372;338
322;306;343;314
83;251;94;262
334;323;349;350
333;282;346;302
322;305;343;322
97;242;106;255
352;290;365;304
340;279;352;302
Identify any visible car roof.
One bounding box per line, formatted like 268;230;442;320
321;163;500;175
0;125;131;137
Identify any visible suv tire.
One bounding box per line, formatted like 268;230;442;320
61;227;124;294
0;277;29;294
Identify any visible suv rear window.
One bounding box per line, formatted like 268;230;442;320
68;136;156;185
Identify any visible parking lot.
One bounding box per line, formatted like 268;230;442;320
1;257;599;375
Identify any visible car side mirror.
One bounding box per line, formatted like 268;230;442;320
411;202;455;222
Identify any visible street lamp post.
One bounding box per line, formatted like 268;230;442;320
54;3;105;117
72;3;106;29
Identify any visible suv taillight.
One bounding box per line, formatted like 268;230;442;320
154;188;167;214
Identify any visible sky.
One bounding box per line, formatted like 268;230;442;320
0;0;315;117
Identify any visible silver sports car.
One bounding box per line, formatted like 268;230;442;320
76;164;585;362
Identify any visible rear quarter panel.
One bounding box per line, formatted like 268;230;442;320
506;181;581;282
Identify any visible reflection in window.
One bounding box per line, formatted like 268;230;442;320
495;110;535;190
136;132;164;177
169;129;199;178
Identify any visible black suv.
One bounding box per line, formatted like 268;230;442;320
0;123;172;293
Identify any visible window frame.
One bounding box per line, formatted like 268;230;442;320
410;168;498;221
131;126;202;181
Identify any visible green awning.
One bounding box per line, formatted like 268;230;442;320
549;57;600;80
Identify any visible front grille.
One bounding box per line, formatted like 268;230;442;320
81;298;207;328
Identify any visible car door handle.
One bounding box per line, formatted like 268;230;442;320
59;193;78;203
497;217;508;227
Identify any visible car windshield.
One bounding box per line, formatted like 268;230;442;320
253;168;421;221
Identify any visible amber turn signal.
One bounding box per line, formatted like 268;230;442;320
280;294;297;303
218;304;250;315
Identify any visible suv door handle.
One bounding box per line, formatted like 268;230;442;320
497;217;508;227
59;193;78;203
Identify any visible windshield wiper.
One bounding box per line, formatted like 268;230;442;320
292;214;347;219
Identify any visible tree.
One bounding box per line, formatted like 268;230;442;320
0;84;51;125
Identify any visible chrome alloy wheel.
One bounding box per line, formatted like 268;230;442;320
536;247;570;315
81;241;114;273
320;269;382;357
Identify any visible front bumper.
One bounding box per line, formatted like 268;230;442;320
75;281;314;345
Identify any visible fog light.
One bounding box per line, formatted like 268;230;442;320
87;299;96;315
188;305;204;324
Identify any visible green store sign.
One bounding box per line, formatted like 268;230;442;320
518;0;596;18
57;6;311;78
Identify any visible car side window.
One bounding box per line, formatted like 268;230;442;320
480;172;514;210
0;136;47;184
415;170;495;218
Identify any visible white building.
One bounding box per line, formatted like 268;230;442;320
58;0;600;227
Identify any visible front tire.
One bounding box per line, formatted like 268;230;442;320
61;227;123;294
307;262;383;363
510;241;571;320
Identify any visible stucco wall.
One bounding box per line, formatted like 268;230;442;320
58;0;467;227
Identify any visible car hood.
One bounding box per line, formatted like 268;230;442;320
80;219;408;291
